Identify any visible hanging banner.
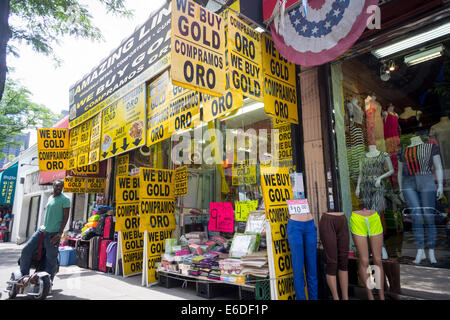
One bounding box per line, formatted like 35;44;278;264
208;202;234;233
71;162;100;176
268;0;379;67
235;200;258;222
202;90;243;123
260;166;295;300
117;154;129;176
100;84;146;160
63;176;87;193
171;0;226;97
228;13;263;102
68;126;80;170
139;167;175;286
77;120;92;168
174;165;188;197
115;175;144;276
0;163;18;206
88;112;102;165
147;71;200;147
232;160;257;186
262;33;298;124
86;177;106;193
69;1;171;129
37;128;69;172
273;119;293;162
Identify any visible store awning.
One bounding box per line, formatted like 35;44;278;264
0;162;19;206
264;0;379;67
39;115;69;185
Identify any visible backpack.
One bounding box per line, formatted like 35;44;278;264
95;214;106;236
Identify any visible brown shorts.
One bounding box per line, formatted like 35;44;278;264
319;213;350;276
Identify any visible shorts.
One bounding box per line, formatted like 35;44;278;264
350;212;383;237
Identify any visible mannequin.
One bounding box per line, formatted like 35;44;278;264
287;209;317;300
319;212;349;300
430;116;450;184
346;98;366;181
398;135;443;264
350;209;385;300
365;95;386;152
356;145;394;260
399;107;422;135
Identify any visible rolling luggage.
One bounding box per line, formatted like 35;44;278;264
103;216;115;240
89;236;101;270
98;239;112;272
106;241;118;273
95;214;106;237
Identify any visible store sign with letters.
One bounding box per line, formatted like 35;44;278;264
68;1;171;129
262;33;298;124
86;177;106;194
232;161;257;186
63;176;87;193
88;113;102;165
228;13;263;102
202;90;243;123
115;175;143;277
208;202;234;233
139;168;175;286
100;84;146;161
37;129;69;172
117;154;129;176
260;166;295;300
171;0;226;97
174;165;188;196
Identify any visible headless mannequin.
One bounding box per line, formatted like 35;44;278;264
398;136;443;264
356;145;394;260
347;98;364;124
399;107;422;120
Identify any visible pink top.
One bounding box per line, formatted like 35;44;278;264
383;112;399;139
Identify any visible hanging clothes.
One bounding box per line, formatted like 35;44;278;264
365;99;386;152
383;112;400;185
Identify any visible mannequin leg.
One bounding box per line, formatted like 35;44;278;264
319;215;340;300
325;275;339;300
338;270;349;300
303;220;318;300
402;187;426;261
369;234;385;300
352;234;374;300
287;220;306;300
420;185;437;262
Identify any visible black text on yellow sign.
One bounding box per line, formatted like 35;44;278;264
117;154;129;176
273;120;293;161
37;129;69;171
72;162;99;175
146;228;174;285
202;90;243;123
262;33;298;124
175;166;188;196
228;14;263;102
171;0;226;97
89;112;102;165
86;178;106;193
232;161;257;186
63;176;87;193
101;84;146;161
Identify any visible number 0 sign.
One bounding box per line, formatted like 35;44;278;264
208;202;234;233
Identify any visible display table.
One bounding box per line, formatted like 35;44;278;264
157;270;257;300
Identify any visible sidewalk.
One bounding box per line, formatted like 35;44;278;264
1;242;449;300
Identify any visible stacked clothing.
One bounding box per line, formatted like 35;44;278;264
219;258;243;276
241;250;269;278
185;232;206;245
208;269;222;281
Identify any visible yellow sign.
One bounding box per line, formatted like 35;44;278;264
72;163;99;176
77;120;92;168
117;154;129;176
37;129;69;171
202;90;243;123
228;14;263;101
101;85;146;160
63;176;87;193
235;200;258;222
115;175;143;276
171;0;226;97
260;166;295;300
89;112;102;165
145;228;175;285
174;165;188;196
139;168;176;233
68;126;80;170
273;119;293;161
86;178;106;193
167;82;200;136
262;33;298;124
232;160;257;186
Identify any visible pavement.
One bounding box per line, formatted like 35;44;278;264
0;242;449;300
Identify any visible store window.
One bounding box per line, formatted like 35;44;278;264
331;32;450;269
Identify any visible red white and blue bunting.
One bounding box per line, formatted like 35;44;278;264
267;0;379;66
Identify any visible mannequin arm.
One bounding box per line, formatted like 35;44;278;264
398;161;405;202
355;160;362;198
433;155;444;200
375;155;395;187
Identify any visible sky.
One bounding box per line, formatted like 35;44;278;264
7;0;167;146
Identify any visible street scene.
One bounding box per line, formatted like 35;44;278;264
0;0;450;304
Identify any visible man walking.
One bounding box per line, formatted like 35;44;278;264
19;180;70;280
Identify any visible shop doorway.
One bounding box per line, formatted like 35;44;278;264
25;196;41;240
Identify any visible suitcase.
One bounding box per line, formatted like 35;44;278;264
99;239;112;272
106;241;118;273
89;236;101;270
103;216;115;240
95;214;106;236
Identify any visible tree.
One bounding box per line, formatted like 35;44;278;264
0;0;132;102
0;77;59;158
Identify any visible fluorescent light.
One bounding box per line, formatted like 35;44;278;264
255;26;265;33
372;22;450;58
220;102;264;121
404;45;444;66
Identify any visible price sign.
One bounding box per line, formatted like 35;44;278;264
287;199;310;215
